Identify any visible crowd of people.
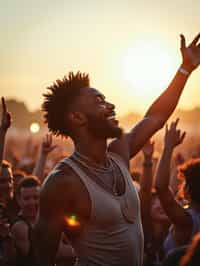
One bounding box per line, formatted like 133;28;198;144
0;33;200;266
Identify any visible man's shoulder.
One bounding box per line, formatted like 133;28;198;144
42;158;76;188
40;158;82;203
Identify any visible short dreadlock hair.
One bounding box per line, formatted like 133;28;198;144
42;72;90;137
178;158;200;204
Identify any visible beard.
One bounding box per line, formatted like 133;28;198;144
87;114;123;139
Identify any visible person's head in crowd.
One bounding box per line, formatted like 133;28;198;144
42;72;123;141
0;160;13;202
16;176;41;221
179;232;200;266
178;158;200;206
150;190;170;225
13;170;26;194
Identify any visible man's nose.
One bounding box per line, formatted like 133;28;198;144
107;102;115;110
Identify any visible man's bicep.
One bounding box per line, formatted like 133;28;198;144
32;207;64;266
32;178;67;266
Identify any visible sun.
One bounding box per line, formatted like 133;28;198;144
121;40;177;102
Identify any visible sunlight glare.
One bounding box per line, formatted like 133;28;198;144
121;41;175;100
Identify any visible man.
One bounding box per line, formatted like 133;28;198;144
11;176;41;259
32;34;200;266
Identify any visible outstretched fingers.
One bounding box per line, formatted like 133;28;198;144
1;97;7;113
190;32;200;47
180;131;186;143
180;34;186;51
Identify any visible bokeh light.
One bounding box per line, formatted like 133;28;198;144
30;122;40;134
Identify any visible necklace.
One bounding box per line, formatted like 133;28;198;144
72;151;119;196
70;152;135;223
73;150;112;172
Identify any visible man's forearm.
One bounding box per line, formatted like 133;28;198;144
145;65;191;123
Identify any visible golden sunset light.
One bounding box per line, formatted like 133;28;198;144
121;40;177;100
1;0;199;115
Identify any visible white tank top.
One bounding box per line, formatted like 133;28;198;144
63;152;144;266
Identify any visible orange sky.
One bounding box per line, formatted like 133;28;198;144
1;0;200;115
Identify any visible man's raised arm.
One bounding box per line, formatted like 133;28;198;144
110;34;200;162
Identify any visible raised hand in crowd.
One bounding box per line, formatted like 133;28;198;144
164;119;186;150
32;134;57;181
0;97;11;132
41;134;57;156
155;118;186;206
154;119;198;254
0;97;12;169
139;140;155;238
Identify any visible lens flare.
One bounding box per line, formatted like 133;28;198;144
65;215;80;227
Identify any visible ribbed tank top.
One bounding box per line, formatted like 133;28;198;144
62;152;144;266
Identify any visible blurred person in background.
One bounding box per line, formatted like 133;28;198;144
12;175;75;266
155;119;200;257
140;140;170;266
0;98;18;220
33;133;57;182
0;97;16;265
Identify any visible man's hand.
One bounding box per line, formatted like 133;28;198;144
180;33;200;72
41;134;57;156
0;97;11;132
164;119;186;150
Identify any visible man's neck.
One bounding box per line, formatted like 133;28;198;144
75;137;108;166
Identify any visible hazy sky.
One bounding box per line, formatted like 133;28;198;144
1;0;200;115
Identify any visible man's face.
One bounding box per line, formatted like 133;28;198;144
18;186;40;219
74;87;123;139
0;167;13;201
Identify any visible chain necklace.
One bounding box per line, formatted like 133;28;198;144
73;150;112;172
72;150;119;196
71;151;135;222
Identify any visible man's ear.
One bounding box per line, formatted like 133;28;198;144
68;112;87;126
